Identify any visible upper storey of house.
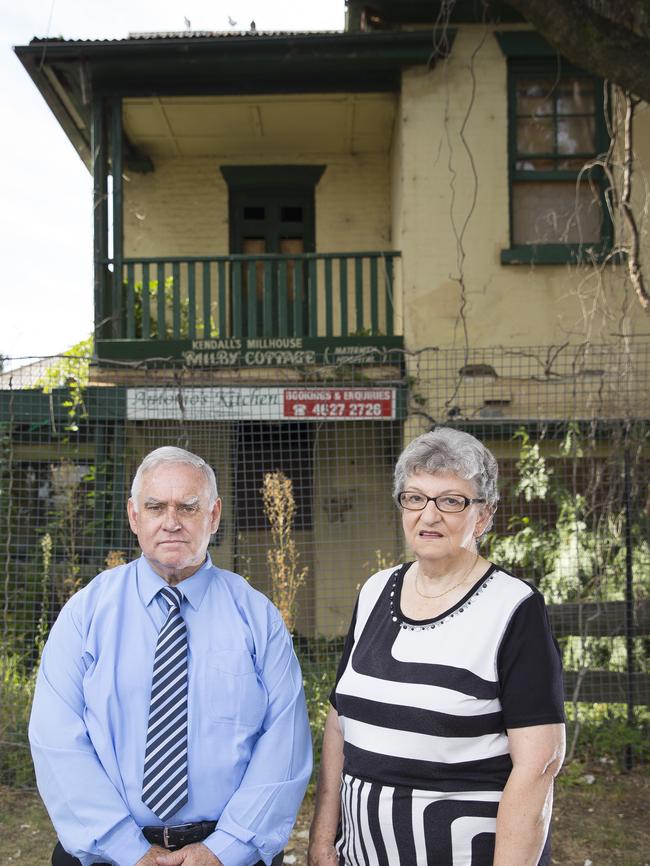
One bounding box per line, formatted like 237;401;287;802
14;0;649;381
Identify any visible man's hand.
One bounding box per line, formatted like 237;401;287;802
135;846;169;865
153;842;223;865
307;841;339;866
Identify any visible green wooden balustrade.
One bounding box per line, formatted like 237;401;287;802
107;252;400;340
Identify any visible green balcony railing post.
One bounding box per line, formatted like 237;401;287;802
142;262;151;339
126;262;135;338
188;261;196;339
339;257;348;336
156;262;166;338
294;262;304;337
172;262;181;339
308;258;318;337
247;260;257;337
278;259;288;338
370;256;379;336
325;258;333;337
217;260;226;338
232;261;243;338
263;261;273;338
355;256;364;333
203;261;212;339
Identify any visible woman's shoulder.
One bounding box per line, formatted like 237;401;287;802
488;563;551;612
356;562;408;614
360;562;407;594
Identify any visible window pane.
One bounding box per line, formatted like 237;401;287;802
557;116;596;154
516;158;556;171
281;206;303;222
517;117;555;154
243;206;265;220
557;79;595;115
512;181;602;244
516;79;553;116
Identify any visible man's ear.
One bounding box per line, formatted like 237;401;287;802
127;498;139;535
210;497;222;534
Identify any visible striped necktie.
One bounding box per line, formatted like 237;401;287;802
142;585;189;821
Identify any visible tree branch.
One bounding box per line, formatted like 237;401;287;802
507;0;650;103
619;89;650;311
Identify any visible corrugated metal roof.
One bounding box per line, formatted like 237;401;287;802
129;30;344;39
0;356;65;389
29;30;346;45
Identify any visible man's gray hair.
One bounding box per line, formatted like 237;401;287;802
394;427;499;510
131;446;218;507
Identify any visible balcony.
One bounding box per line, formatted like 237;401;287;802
95;251;402;367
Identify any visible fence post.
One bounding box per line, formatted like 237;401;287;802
623;426;635;770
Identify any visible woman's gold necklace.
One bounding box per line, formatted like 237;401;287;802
413;554;478;600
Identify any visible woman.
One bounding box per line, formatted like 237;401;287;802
309;427;565;866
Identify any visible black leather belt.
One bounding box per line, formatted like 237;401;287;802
142;820;217;850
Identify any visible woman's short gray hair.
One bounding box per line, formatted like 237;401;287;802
130;446;218;508
394;427;499;510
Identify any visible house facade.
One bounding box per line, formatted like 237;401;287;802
10;0;649;636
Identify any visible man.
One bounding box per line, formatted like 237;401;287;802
29;446;312;866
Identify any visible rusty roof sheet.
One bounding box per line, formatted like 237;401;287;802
28;30;346;44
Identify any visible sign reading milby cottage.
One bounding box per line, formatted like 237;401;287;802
127;387;398;421
97;336;404;367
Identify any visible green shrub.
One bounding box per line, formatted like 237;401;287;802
0;653;36;787
296;636;343;784
565;702;650;768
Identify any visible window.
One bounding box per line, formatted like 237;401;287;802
497;36;612;265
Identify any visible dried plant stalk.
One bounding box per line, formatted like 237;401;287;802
105;550;127;569
262;471;307;633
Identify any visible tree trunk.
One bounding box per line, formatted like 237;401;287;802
507;0;650;103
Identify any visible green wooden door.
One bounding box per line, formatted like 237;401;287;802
230;189;315;338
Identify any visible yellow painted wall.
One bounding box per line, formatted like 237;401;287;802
123;152;392;258
124;159;228;258
393;27;649;350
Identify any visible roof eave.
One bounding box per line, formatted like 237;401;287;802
14;29;456;171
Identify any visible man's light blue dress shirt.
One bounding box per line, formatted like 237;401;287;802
29;555;312;866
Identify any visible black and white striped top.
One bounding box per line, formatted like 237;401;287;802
331;563;564;866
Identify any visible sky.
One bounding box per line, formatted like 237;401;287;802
1;0;345;367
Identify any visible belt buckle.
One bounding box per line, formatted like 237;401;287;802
163;822;196;850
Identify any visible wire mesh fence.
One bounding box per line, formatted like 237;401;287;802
0;340;648;787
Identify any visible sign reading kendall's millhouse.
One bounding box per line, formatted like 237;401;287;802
96;336;404;367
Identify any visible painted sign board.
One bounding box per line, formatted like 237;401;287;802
127;386;399;421
97;336;404;367
283;388;394;419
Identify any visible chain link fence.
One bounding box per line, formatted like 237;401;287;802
1;340;648;787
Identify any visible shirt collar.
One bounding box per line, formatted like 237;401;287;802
137;553;214;611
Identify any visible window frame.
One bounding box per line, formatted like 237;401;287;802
498;42;613;265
